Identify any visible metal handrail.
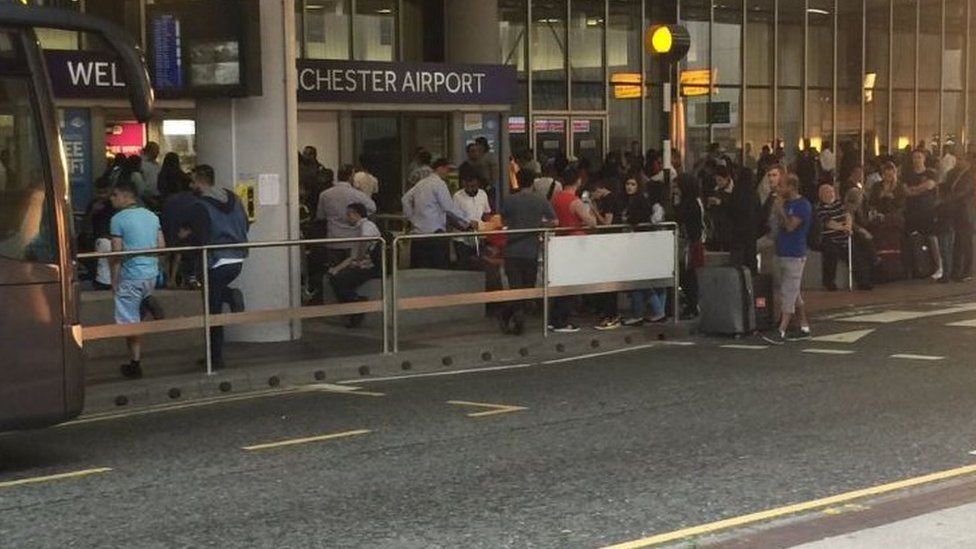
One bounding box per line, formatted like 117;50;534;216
389;222;681;352
79;235;388;374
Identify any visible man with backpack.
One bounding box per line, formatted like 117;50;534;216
186;165;249;370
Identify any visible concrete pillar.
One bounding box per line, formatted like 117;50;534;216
195;0;301;343
444;0;500;65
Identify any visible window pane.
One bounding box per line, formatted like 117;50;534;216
807;88;834;154
684;94;710;168
745;87;773;165
35;0;79;49
570;0;605;110
354;0;396;61
778;0;804;88
892;90;914;151
500;0;528;114
918;0;940;89
713;1;742;86
305;0;351;60
779;88;803;164
608;0;642;155
532;0;568;110
837;0;863;165
682;0;710;71
746;0;774;86
712;87;741;161
943;91;963;148
808;0;834;89
917;90;939;150
944;0;966;91
0;78;57;264
866;0;890;89
892;0;916;89
866;89;889;155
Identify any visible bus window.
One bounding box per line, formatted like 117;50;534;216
0;76;56;265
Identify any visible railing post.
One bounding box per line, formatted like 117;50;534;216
201;247;213;376
673;225;680;324
391;237;400;353
543;230;550;338
848;233;854;292
380;237;390;354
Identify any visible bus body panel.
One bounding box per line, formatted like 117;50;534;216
0;280;65;431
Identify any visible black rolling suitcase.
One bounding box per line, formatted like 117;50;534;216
752;273;775;331
697;266;756;336
907;232;936;278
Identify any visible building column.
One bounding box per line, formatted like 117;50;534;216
444;0;500;65
194;0;301;343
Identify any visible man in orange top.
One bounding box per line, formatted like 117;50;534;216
549;166;600;332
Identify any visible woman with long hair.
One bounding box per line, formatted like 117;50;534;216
156;152;191;200
621;177;669;326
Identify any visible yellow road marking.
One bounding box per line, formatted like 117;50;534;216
242;429;371;451
447;400;527;418
602;463;976;549
0;467;112;490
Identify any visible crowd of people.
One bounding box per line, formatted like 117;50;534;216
86;133;976;379
79;143;250;379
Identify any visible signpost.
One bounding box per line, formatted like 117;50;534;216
645;25;691;182
60;108;92;211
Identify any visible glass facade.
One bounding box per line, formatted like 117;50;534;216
494;0;976;174
665;0;976;171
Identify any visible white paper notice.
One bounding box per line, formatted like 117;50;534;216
463;113;483;131
257;173;280;206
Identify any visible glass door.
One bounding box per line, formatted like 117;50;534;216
533;117;568;167
571;117;605;172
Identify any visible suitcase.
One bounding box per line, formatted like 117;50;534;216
907;232;936;279
875;248;907;282
697;266;756;336
752;273;775;331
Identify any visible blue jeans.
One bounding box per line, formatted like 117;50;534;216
939;230;955;279
628;288;666;318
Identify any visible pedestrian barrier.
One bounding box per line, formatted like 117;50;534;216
79;223;681;373
390;223;680;352
78;236;387;375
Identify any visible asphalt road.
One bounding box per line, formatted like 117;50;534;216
3;293;976;548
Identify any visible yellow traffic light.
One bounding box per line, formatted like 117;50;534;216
645;25;690;61
650;26;673;54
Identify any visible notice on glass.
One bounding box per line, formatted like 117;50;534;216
463;113;483;131
258;173;280;206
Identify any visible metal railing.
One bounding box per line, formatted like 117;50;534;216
389;222;681;352
78;235;387;375
78;224;683;373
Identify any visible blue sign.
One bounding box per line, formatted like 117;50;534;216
60;108;92;211
151;14;183;89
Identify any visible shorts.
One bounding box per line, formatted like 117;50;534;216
778;256;806;314
114;278;156;324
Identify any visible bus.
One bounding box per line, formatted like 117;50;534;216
0;3;153;430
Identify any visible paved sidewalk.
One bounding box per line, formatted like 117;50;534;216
792;502;976;548
804;278;976;314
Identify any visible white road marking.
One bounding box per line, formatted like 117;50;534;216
839;304;976;324
659;341;697;346
721;344;769;350
891;354;945;361
540;344;659;365
947;319;976;328
342;363;536;384
810;329;875;343
968;450;976;456
802;348;856;355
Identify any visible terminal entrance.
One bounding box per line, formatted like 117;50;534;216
353;113;449;213
532;116;605;171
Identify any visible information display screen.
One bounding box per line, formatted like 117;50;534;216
146;0;260;97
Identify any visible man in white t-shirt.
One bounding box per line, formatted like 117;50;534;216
452;164;492;267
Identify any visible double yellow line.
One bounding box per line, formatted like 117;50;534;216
603;463;976;548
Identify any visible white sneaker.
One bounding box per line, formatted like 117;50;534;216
931;268;944;280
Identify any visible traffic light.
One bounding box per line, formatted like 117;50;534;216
645;25;690;62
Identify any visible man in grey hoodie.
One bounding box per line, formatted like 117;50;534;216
187;165;249;369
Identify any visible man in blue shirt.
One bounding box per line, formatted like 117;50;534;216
401;157;476;269
764;172;813;345
110;179;165;379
